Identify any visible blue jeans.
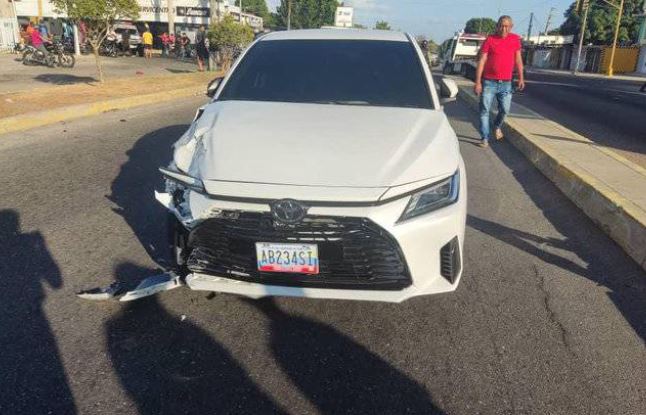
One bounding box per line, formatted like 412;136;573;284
479;79;513;140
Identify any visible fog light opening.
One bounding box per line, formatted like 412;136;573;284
440;237;461;283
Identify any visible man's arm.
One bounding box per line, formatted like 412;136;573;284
515;50;525;91
474;53;488;96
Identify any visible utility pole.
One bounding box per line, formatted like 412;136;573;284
573;0;591;74
168;0;175;35
526;12;534;43
607;0;625;76
544;7;555;35
537;7;555;45
287;0;292;30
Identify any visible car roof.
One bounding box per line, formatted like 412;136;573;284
260;29;410;43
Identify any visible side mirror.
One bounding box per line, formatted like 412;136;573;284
439;78;459;104
206;77;224;98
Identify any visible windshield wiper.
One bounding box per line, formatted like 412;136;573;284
312;100;371;106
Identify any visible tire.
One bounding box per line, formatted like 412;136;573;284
22;52;37;66
59;53;75;68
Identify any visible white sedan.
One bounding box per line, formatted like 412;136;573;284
157;29;466;303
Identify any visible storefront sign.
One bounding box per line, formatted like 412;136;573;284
176;7;210;18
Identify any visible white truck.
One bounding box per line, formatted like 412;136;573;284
441;31;487;80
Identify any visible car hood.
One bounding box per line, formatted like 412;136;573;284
180;100;460;189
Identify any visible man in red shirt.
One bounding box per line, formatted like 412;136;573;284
474;16;525;147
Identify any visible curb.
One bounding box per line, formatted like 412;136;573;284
458;85;646;271
0;85;205;135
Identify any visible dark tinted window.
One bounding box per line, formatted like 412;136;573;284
218;39;433;109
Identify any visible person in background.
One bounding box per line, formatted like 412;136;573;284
181;32;190;58
38;19;49;38
195;26;209;71
122;29;131;56
142;26;153;59
30;26;49;58
168;32;176;56
474;15;525;148
160;32;169;57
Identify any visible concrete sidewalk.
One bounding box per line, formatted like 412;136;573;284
454;76;646;271
0;71;218;135
526;67;646;83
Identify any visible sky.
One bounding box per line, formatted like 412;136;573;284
266;0;575;42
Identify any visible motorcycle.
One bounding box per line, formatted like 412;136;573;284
48;41;75;68
100;35;119;57
22;42;75;68
22;45;56;67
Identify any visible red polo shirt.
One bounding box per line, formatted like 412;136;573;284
481;33;521;81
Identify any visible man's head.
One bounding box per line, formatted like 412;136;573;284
496;16;513;38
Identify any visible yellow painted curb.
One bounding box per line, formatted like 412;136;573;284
457;84;646;271
0;85;204;135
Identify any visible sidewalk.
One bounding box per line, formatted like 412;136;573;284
526;67;646;82
0;71;217;134
453;76;646;271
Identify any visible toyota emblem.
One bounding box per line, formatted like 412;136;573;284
271;199;308;224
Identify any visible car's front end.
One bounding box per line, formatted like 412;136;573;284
156;29;466;303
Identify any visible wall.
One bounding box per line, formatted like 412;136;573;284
599;46;640;74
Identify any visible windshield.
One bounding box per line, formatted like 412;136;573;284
218;39;433;109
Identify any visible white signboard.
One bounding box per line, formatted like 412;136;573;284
334;6;353;28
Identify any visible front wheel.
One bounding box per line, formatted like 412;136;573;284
59;53;75;68
22;51;37;66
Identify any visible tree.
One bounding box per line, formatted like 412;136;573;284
208;15;254;71
374;20;391;30
464;17;497;34
52;0;139;82
274;0;338;29
353;23;367;29
559;0;645;45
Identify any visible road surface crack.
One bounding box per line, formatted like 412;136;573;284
533;264;576;357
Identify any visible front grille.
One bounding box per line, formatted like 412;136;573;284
186;212;411;290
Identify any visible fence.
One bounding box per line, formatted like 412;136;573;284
599;46;640;73
526;44;640;74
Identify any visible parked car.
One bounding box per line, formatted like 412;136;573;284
157;29;466;303
113;22;141;53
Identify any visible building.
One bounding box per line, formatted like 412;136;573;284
0;0;20;51
11;0;262;51
334;6;353;28
523;34;574;46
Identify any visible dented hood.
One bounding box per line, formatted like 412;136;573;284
179;100;460;189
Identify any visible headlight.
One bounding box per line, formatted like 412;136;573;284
398;171;460;222
159;167;206;194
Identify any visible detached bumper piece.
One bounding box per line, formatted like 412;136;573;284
77;272;184;302
186;212;412;290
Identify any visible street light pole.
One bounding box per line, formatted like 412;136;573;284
607;0;625;77
288;0;292;30
573;0;591;74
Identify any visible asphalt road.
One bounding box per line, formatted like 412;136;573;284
515;70;646;168
0;97;644;415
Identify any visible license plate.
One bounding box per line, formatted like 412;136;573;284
256;242;319;274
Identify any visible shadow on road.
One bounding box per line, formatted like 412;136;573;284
107;124;189;266
106;263;286;414
250;298;446;415
0;209;77;414
456;101;646;342
34;73;97;85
